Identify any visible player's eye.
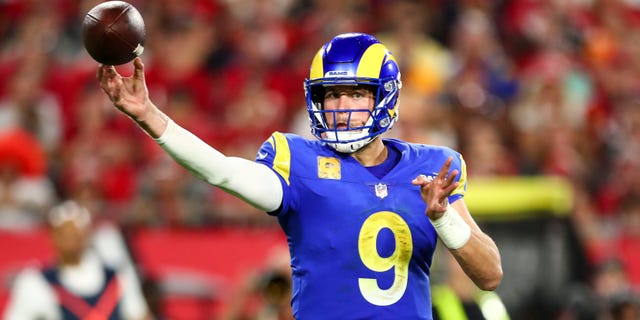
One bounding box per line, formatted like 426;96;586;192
324;91;341;100
352;89;372;99
325;89;371;100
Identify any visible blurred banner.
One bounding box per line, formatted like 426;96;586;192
466;176;586;319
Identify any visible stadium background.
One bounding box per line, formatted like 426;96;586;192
0;0;639;319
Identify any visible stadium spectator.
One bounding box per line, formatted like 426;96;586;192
0;128;56;230
223;247;293;320
3;200;151;320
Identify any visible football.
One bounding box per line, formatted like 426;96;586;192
82;1;146;65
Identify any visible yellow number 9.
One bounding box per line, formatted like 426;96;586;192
358;211;413;306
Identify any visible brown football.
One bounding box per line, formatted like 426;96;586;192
82;1;146;65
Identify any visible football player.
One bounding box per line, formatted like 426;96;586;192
98;32;502;320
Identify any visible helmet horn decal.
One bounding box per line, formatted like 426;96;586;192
356;43;394;79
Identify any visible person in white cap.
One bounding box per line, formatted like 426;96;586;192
3;200;151;320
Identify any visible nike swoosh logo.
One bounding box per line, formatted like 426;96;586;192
257;152;268;160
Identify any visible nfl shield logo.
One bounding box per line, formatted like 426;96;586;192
375;183;388;199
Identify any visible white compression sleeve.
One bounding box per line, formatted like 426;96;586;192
154;119;283;212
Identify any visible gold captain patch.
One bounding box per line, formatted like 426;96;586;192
318;157;341;180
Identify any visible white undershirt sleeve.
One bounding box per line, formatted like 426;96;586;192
154;120;283;212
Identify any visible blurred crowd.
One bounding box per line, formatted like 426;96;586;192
1;0;640;318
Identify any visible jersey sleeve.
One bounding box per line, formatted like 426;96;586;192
448;151;467;204
255;132;295;216
155;119;282;212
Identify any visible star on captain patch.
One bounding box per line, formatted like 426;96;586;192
375;183;388;199
317;156;341;180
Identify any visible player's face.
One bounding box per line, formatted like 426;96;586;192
322;86;375;130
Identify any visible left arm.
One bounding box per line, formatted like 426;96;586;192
412;157;503;291
448;199;502;291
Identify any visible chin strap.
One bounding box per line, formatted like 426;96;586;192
328;138;372;153
326;129;376;153
323;117;377;153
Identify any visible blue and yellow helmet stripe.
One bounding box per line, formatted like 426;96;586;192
357;43;396;79
309;42;398;80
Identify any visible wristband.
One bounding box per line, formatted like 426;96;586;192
430;205;471;249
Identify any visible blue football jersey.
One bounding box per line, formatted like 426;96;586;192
256;132;467;320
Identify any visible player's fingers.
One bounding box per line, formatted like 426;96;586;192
97;64;104;80
100;65;118;81
97;65;111;83
411;174;429;185
133;57;144;81
443;181;459;196
437;157;453;179
97;66;112;90
445;169;459;185
98;66;115;89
